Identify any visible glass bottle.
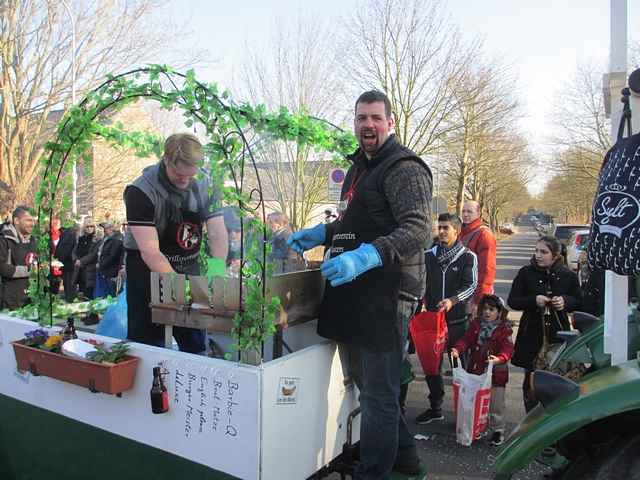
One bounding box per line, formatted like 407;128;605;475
150;366;169;414
61;318;78;343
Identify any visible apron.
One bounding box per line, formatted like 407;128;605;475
159;209;203;275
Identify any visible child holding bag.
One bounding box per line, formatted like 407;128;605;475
451;294;513;446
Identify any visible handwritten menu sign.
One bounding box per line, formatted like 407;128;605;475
169;366;241;440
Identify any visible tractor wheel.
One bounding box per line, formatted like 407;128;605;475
582;434;640;480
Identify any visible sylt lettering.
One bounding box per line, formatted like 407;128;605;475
596;196;636;224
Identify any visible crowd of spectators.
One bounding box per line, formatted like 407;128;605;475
0;207;126;311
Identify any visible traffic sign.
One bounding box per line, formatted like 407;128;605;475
328;168;346;202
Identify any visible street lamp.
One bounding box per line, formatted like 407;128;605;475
60;0;78;216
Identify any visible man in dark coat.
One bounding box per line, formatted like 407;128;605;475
417;212;478;425
55;223;78;301
74;217;99;299
0;206;36;309
288;90;432;478
96;221;123;297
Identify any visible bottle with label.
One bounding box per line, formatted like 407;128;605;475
61;318;78;343
150;366;169;414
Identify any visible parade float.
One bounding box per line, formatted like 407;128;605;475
0;66;365;480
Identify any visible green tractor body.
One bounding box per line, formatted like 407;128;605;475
495;309;640;478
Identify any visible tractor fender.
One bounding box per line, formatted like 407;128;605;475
495;359;640;476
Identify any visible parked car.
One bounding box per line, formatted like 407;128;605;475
499;223;515;234
577;249;590;285
566;229;590;272
551;224;590;245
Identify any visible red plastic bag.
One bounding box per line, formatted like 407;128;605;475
409;309;448;375
452;361;493;446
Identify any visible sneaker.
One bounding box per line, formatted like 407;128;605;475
415;409;444;424
490;431;505;446
393;457;423;476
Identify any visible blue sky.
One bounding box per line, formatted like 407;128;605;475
165;0;637;191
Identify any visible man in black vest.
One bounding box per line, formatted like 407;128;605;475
289;91;432;479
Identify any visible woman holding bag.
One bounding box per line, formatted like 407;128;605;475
508;235;582;412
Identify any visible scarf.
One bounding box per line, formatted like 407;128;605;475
436;240;464;270
477;319;500;347
158;161;190;225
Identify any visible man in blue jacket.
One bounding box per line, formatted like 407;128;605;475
416;212;477;424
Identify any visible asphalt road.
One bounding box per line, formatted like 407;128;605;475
403;226;552;480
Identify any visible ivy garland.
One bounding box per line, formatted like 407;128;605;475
31;64;356;358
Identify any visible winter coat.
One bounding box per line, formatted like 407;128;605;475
0;224;36;309
508;257;582;370
460;218;497;305
55;227;77;268
74;234;99;289
98;232;124;278
453;318;514;387
424;242;478;325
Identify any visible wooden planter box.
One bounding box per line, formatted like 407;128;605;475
11;340;140;396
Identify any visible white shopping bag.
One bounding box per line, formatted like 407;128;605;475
452;360;493;446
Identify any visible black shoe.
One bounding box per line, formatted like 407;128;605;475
393;457;423;476
490;431;504;446
415;409;444;424
82;313;100;326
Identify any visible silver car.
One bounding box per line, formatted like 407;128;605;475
566;229;590;272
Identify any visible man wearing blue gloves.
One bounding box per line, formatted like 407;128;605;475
288;91;432;479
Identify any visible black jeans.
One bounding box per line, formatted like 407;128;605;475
126;253;205;354
425;320;468;411
342;299;418;480
62;264;77;302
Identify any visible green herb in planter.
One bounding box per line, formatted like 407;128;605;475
85;342;130;364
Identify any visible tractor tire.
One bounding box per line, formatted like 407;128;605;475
582;434;640;480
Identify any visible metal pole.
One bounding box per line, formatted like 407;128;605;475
604;0;628;366
60;0;77;216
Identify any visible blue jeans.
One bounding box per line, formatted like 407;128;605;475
343;299;418;480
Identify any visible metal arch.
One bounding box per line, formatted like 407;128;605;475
36;66;347;357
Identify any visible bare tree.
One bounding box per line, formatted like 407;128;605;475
466;133;531;230
441;58;522;214
0;0;206;207
538;171;595;224
342;0;481;156
237;15;344;229
551;60;611;182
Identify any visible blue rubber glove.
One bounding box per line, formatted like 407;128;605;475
320;243;382;287
287;223;326;254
